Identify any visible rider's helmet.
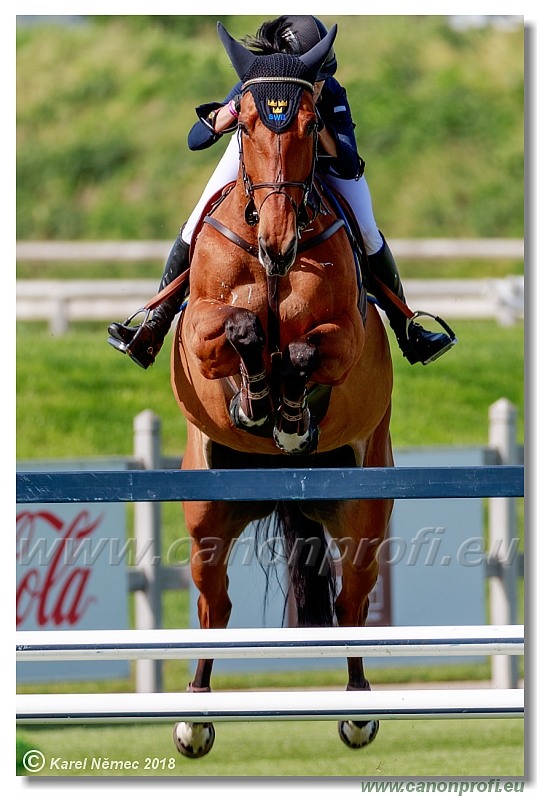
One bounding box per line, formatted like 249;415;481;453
246;15;338;81
279;16;338;80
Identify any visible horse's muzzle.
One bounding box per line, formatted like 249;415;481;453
258;237;297;277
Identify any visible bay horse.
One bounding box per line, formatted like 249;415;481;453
170;23;394;757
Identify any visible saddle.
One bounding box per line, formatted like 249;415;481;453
313;179;369;321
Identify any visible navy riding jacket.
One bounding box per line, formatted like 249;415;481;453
187;77;364;181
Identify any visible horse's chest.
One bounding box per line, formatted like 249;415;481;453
219;275;330;334
276;273;334;332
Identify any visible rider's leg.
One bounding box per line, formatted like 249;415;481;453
108;136;241;369
107;231;190;368
366;237;456;365
323;173;456;365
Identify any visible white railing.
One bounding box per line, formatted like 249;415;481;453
17;624;524;661
15;276;525;334
16;238;524;334
16;238;525;262
17;686;524;725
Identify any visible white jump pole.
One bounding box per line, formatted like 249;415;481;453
16;625;524;662
16;688;524;725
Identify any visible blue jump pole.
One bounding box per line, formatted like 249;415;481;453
16;465;524;504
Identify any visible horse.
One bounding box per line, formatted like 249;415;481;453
170;23;394;758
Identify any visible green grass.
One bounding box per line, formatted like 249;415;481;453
389;319;524;447
17;717;524;777
16;321;184;459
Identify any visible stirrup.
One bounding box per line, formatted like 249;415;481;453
405;311;457;365
107;307;151;354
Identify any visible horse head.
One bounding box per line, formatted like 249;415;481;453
218;22;337;277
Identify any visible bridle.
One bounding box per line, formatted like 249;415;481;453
238;76;318;233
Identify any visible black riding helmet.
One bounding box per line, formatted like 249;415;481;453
280;16;338;79
245;15;338;81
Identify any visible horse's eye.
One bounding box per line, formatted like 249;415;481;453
306;120;318;137
238;121;249;136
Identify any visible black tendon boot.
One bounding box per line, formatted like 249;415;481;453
108;232;190;369
367;238;456;365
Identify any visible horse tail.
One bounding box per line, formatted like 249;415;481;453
274;501;336;627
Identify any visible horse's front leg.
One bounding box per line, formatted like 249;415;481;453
274;316;363;454
224;308;274;435
273;340;320;454
331;504;387;751
173;498;245;760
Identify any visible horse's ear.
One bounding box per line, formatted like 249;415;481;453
299;24;338;81
217;22;257;80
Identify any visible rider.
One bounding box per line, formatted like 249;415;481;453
108;15;456;369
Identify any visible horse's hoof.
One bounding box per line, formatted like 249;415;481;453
273;418;319;455
173;721;215;759
229;392;275;438
338;719;379;749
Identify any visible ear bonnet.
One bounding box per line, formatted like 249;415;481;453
217;22;337;133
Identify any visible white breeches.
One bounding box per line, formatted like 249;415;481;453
183;136;242;243
183;134;384;256
322;172;383;255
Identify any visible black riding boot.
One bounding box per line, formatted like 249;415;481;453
108;232;190;369
367;238;456;365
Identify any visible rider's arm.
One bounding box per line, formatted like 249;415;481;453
188;82;243;151
317;123;339;159
316;78;364;180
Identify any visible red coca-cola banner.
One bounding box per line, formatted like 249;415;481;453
17;508;101;627
17;462;130;683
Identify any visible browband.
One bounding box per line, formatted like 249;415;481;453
242;76;314;93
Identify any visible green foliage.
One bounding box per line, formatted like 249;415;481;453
16;16;523;241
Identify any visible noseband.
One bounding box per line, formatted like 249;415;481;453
239;76;318;232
